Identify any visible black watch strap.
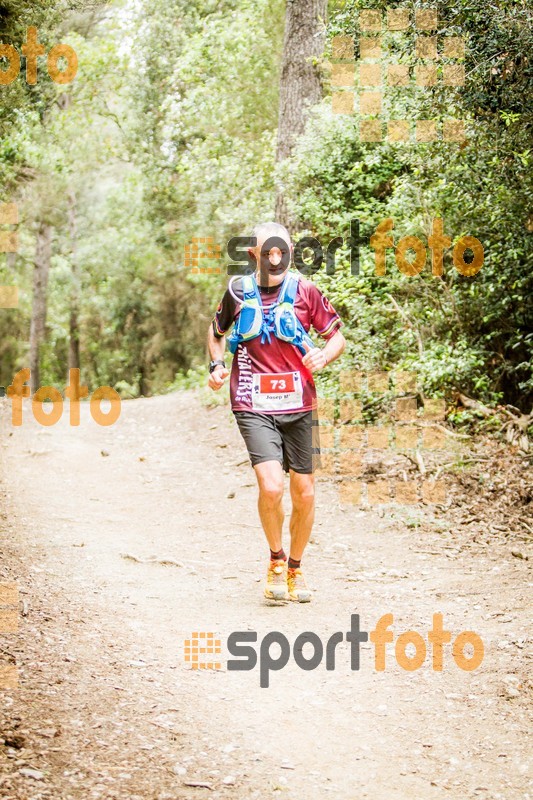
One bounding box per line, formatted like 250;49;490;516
209;359;226;373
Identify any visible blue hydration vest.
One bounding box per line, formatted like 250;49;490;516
227;272;315;356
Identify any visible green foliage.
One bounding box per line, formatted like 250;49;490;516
0;0;530;413
287;0;532;408
128;0;283;250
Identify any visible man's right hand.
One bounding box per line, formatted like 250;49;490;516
208;366;230;391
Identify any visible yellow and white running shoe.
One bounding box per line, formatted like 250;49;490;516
287;567;312;602
264;559;289;601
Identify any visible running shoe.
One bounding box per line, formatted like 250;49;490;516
264;559;289;601
287;567;312;603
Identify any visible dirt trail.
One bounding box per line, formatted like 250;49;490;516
0;392;531;800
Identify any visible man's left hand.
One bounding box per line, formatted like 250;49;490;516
302;347;327;373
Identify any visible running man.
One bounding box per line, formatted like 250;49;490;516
207;222;345;603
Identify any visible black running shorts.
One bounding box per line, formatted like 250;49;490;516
234;411;320;474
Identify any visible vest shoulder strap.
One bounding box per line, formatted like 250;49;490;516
241;275;257;301
278;272;300;305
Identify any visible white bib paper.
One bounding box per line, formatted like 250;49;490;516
251;371;303;412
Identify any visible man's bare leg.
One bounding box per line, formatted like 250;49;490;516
254;460;285;551
286;470;314;602
288;470;315;560
254;460;288;600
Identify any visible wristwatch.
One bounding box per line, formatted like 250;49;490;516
209;359;226;373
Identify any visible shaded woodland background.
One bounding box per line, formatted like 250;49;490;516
0;0;531;415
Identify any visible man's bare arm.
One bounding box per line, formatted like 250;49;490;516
302;329;346;374
207;325;230;390
208;325;226;362
322;329;346;366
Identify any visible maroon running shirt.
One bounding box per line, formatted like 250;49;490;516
212;275;342;414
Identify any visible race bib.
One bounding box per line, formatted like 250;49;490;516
252;371;303;411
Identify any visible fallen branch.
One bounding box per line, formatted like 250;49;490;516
434;456;491;480
184;781;213;790
120;553;184;567
404;452;425;474
386;294;424;357
456;393;494;418
431;423;471;440
501;404;523;418
415;449;426;476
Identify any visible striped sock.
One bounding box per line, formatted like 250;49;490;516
270;547;286;561
288;557;301;570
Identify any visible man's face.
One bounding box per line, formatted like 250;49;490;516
251;232;292;285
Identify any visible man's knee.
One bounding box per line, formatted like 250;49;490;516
258;474;284;505
292;476;315;507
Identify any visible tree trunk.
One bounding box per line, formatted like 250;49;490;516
29;224;52;393
275;0;327;230
139;364;149;398
68;189;81;374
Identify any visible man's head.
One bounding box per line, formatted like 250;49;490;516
248;222;292;286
